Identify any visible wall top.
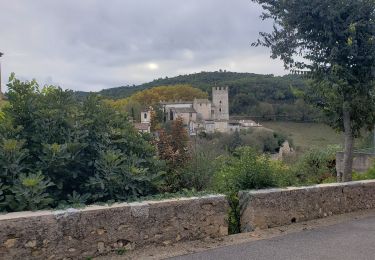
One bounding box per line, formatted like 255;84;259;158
239;179;375;195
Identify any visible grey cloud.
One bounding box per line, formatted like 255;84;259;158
0;0;285;91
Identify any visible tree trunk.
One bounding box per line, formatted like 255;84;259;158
339;105;354;182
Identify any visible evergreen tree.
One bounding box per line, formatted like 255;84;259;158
229;130;243;153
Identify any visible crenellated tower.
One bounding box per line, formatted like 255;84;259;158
212;86;229;120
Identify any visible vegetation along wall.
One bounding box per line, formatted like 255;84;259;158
336;152;375;174
240;180;375;232
0;195;228;260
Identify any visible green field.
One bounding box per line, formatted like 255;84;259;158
261;121;343;151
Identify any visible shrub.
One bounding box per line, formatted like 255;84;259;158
86;149;161;201
213;147;284;193
0;75;165;212
292;145;340;184
4;172;54;211
212;146;296;234
179;140;223;191
202;128;289;154
352;164;375;181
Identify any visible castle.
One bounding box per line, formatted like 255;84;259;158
137;86;260;134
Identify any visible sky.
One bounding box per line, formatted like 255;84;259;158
0;0;287;92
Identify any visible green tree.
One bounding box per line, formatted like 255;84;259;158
252;0;375;181
228;130;243;153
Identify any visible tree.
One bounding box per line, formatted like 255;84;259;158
156;117;191;191
150;104;164;132
228;130;243;153
251;0;375;181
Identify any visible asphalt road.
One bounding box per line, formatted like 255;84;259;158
170;216;375;260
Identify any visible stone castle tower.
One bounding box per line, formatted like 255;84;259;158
212;86;229;120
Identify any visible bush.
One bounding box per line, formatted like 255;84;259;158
4;172;54;211
0;75;165;212
352;164;375;181
179;140;223;191
292;145;340;184
212;146;297;234
202;128;289;154
212;147;293;193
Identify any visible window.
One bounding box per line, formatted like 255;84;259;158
219;108;222;112
190;112;192;118
144;113;147;119
220;101;222;104
170;110;174;121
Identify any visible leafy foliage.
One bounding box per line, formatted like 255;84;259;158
87;149;160;201
252;0;375;180
0;74;164;212
292;146;340;184
212;146;296;234
156;117;191;191
213;147;292;193
179;138;223;191
228;130;243;153
202;128;287;154
353;165;375;181
5;172;54;211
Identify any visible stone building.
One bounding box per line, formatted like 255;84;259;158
161;86;230;134
135;86;261;135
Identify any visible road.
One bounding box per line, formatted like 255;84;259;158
170;216;375;260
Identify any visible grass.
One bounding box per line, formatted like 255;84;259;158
260;121;343;151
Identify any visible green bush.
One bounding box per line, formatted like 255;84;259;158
352;164;375;181
292;146;340;184
179;140;223;191
0;75;165;212
87;149;161;201
4;172;54;211
213;147;291;193
202;128;288;154
212;146;296;234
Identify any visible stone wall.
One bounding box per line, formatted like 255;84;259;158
240;180;375;232
336;152;375;174
0;195;228;260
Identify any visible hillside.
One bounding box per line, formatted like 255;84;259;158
76;71;322;121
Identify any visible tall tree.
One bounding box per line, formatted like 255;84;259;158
251;0;375;181
156;117;191;191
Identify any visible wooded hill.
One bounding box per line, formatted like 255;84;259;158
76;71;321;121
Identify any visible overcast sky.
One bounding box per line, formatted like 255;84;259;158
0;0;287;92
